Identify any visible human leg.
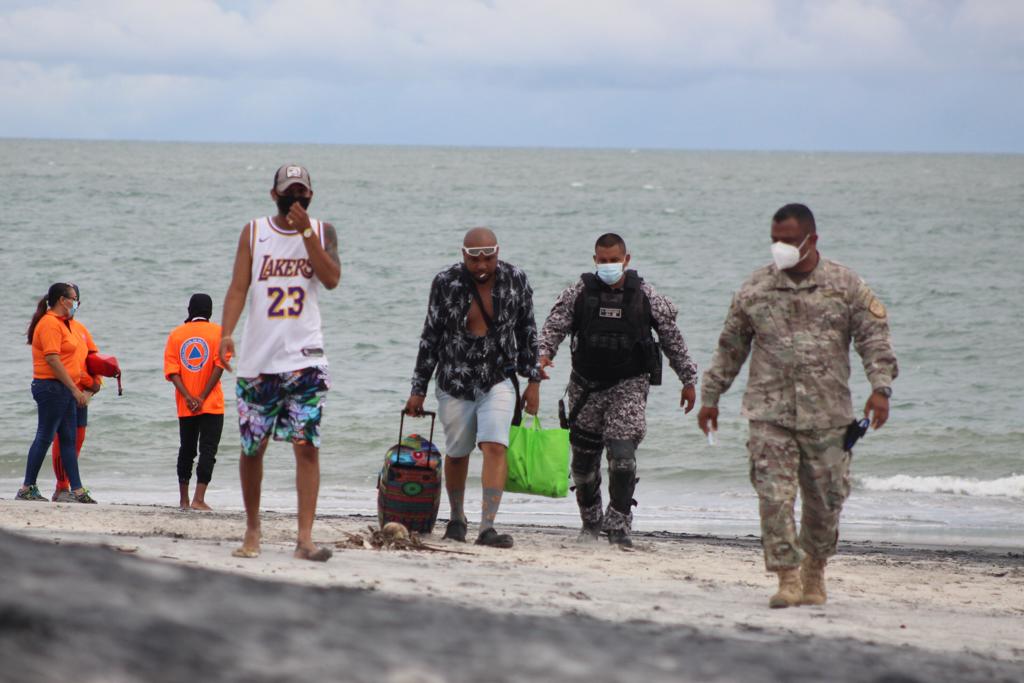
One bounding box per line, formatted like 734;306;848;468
795;426;852;605
177;415;201;508
233;374;283;557
748;420;803;607
192;413;223;510
276;367;331;561
566;379;608;538
436;387;478;542
21;380;71;497
52;405;86;495
474;381;516;548
600;377;649;546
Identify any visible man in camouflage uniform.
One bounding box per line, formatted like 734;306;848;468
539;233;698;547
698;203;898;608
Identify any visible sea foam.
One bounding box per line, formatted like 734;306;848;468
858;474;1024;498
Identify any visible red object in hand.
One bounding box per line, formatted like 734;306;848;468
86;353;123;395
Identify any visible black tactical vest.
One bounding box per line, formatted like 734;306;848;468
570;270;658;383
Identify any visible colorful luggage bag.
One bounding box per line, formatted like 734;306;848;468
377;411;443;533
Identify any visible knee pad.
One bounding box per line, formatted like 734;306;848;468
606;439;637;513
570;425;603;452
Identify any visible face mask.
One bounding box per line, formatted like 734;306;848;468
770;235;809;271
596;262;625;285
68;299;80;317
276;195;311;216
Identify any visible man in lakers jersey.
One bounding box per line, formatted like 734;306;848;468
219;164;341;562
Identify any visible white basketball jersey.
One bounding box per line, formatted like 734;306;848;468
237;216;328;377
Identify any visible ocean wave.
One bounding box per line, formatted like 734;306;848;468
858;474;1024;498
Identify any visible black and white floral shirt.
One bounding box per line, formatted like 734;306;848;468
411;261;541;400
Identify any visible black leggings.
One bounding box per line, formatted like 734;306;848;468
177;413;224;485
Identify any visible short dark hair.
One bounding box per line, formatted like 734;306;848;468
595;232;627;252
772;204;816;235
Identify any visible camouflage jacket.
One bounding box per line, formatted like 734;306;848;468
701;257;898;430
538;277;698;387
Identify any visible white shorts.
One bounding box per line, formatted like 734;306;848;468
435;380;516;457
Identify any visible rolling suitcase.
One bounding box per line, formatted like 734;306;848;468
377;410;443;534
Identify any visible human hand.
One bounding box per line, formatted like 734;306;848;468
219;336;235;372
404;394;425;417
864;392;890;430
538;355;554;381
697;406;718;435
74;389;90;407
287;201;312;234
185;394;201;413
680;385;696;414
523;382;540;416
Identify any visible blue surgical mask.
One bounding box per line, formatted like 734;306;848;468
69;299;80;317
595;262;624;285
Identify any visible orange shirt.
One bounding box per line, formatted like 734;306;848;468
163;320;225;417
32;311;84;383
68;319;100;390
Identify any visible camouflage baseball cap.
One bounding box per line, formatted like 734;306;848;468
273;164;312;193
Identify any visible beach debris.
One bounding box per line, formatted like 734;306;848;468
335;525;471;554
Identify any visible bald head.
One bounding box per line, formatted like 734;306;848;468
463;227;497;248
461;226;500;284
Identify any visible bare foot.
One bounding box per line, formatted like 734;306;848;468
190;500;212;511
294;543;333;562
179;500;190;510
232;529;261;558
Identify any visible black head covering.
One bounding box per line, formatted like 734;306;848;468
186;293;213;322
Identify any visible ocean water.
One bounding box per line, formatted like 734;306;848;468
1;139;1022;547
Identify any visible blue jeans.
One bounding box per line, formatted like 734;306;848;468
24;379;82;489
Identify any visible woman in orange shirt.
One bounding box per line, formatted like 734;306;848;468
17;282;96;503
50;283;103;502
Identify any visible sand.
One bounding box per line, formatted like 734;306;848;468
1;500;1022;682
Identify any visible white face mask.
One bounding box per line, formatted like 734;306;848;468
770;235;809;271
595;262;625;285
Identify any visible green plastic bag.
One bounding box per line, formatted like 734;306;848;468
506;416;570;498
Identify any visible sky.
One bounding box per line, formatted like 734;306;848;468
1;0;1022;152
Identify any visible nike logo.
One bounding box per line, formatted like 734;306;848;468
258;236;270;242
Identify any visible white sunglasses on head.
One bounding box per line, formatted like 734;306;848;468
462;245;499;257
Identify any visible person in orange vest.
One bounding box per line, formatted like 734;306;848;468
18;282;96;503
50;283;104;502
164;294;226;510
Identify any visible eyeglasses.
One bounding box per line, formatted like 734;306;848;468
462;245;499;257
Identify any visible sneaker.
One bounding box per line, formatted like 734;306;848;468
607;528;633;548
475;528;514;549
15;485;48;502
52;489;75;503
73;489;97;504
442;519;468;543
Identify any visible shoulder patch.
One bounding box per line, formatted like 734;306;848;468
868;297;887;319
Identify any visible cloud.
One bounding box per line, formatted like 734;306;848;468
1;1;1022;150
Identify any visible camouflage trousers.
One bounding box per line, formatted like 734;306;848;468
567;376;649;531
747;420;852;571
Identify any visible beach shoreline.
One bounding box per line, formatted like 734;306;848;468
1;499;1021;682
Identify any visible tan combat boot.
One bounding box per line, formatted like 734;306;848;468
768;567;802;608
800;556;828;605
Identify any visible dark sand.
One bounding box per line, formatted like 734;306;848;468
1;530;1020;683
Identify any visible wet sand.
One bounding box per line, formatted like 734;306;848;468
0;501;1022;682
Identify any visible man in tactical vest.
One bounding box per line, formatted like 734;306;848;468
538;233;698;547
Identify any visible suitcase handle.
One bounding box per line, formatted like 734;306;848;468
398;409;437;456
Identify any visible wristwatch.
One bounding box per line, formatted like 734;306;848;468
873;386;892;398
302;226;314;239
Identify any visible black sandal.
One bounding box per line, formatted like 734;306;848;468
443;519;468;543
475;528;513;548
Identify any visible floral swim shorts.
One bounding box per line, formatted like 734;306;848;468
236;366;330;456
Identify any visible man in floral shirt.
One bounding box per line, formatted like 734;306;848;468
405;227;541;548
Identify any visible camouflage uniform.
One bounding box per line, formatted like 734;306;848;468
701;258;897;570
540;279;698;533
